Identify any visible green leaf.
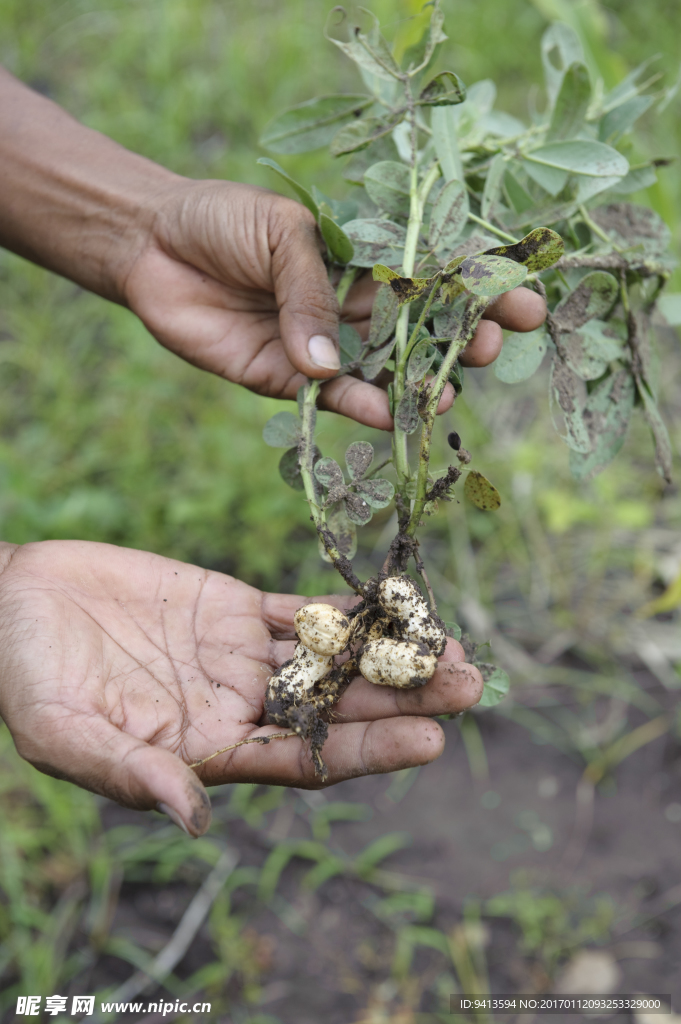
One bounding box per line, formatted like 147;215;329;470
356;478;395;509
314;457;345;490
321;502;357;562
638;383;673;483
344;491;373;525
541;23;585;109
330;113;405;157
342;218;407;268
431;105;463;182
549;357;591;453
257;158;319;218
522;159;569;197
364;161;411;218
428;179;469;252
494;328;548;383
394;384;420;434
320;214;354;265
325;9;401;82
361;338;396;382
407;340;437;383
414;1;448;73
553;272;619;332
418;70;466;107
608;165;657;195
478;666;510;707
368;284;399;348
524;140;629;179
599;95;654;144
575;174;623;204
590;202;671;255
345;441;374;481
481;152;506;222
569;370;635;481
259;94;373;154
464;470;501;511
460;254;528;296
339;324;362;365
263;411;302;448
484;227;565;273
602;55;659;114
546;62;591;142
504;168;534;214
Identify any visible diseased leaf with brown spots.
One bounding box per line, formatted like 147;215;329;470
484;227;565;273
553;271;619;332
373;265;435;304
464;470;501;511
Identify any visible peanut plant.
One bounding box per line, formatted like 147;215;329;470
255;3;677;774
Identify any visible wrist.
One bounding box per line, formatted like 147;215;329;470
0;68;188;303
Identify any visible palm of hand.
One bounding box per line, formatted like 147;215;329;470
0;540;483;835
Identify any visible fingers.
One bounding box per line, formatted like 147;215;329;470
334;640;484;722
15;709;212;836
460;286;546;367
269;203;343;380
483;285;547;332
318;373;455;429
198;716;446;789
459;318;503;367
318;374;394;430
260;591;361;640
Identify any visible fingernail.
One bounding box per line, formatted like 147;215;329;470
308;334;340;370
157;801;192;836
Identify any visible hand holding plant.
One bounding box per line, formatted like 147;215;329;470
253;3;677;775
0;540;482;836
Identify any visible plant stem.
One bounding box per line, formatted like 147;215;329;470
299;378;321;526
298;379;363;592
406;296;487;538
395;277;442;380
335;265;359;309
393;160;442;489
579;204;623;252
467;211;518;243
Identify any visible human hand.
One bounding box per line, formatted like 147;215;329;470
123;180;546;429
0;540;483;836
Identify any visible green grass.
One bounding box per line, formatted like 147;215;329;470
1;0;681;1018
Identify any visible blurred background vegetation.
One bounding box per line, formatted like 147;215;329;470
1;0;681;1020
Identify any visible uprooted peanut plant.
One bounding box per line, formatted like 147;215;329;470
251;4;677;777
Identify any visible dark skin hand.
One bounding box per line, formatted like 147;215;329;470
0;541;483;836
124;181;547;428
0;69;546;428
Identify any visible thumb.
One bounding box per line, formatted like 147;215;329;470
27;711;211;836
270;206;342;378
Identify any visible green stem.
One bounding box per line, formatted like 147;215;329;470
467;211;518;243
335;265;359;309
299;379;363;592
393;160;442;488
406;296;487;538
579;204;623;253
395;277;442;380
299;379;322;530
